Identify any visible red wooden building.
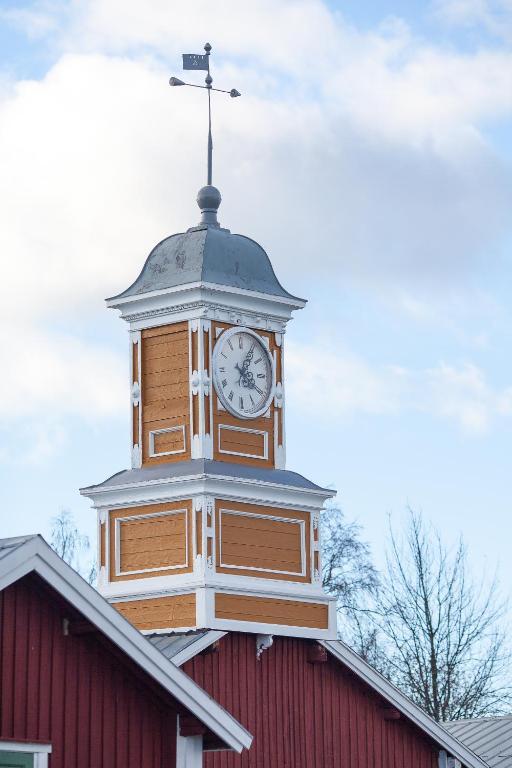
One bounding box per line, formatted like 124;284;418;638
0;535;250;767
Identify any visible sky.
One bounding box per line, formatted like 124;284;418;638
0;0;511;593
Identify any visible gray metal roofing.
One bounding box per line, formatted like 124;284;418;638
445;716;512;767
148;631;210;661
0;534;38;560
109;225;300;302
81;459;329;493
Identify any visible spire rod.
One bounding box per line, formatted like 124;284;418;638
169;42;241;189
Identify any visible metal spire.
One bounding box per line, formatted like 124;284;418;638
169;42;241;188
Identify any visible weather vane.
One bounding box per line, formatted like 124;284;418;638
170;43;241;187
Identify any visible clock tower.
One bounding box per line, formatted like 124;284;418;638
81;184;337;640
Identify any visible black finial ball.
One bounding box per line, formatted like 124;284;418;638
204;42;212;52
197;185;221;211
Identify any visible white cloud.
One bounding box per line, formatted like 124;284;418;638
433;0;512;42
0;324;125;421
286;340;512;433
0;0;511;450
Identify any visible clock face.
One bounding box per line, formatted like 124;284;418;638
212;327;275;419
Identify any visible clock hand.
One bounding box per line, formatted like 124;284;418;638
235;361;254;388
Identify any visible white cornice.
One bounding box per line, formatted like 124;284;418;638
106;282;305;331
100;571;334;601
80;472;335;511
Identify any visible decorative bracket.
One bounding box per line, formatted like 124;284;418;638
256;634;273;660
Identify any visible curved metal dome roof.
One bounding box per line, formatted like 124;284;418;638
110;186;300;303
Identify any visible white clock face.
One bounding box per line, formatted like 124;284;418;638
212;327;274;419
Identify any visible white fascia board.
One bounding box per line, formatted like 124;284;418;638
206;617;334;639
322;641;488;768
104;576;335;602
0;536;252;753
81;473;335;512
107;282;305;329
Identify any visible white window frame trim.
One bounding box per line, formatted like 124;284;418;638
0;741;52;768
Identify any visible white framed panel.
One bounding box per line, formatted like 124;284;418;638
218;424;268;460
218;508;306;577
149;425;186;458
114;508;188;577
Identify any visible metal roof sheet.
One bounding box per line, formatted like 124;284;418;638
81;459;329;494
0;534;38;560
445;716;512;767
148;631;210;659
109;225;301;303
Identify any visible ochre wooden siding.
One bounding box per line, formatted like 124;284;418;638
141;323;190;466
115;593;196;631
185;633;439;768
215;501;310;582
119;511;188;574
0;574;177;768
212;323;281;469
109;501;192;582
214;594;328;629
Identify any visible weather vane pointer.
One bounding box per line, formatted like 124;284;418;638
170;42;241;187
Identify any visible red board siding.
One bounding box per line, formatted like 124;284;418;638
0;574;177;768
184;633;439;768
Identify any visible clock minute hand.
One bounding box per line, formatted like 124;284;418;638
241;343;255;372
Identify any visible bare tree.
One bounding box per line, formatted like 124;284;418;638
321;505;380;658
50;509;97;585
378;509;511;721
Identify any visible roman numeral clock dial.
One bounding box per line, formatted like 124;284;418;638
212;327;275;419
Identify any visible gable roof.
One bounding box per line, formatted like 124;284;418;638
154;628;487;768
0;535;251;754
445;715;512;768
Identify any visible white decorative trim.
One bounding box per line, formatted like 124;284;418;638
256;634;273;659
149;425;186;458
114;508;188;577
218;508;306;577
205;496;215;572
212;326;275;420
218;424;268;460
130;330;142;469
100;567;330;601
311;509;321;582
131;444;141;468
115;287;297;335
0;538;252;753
